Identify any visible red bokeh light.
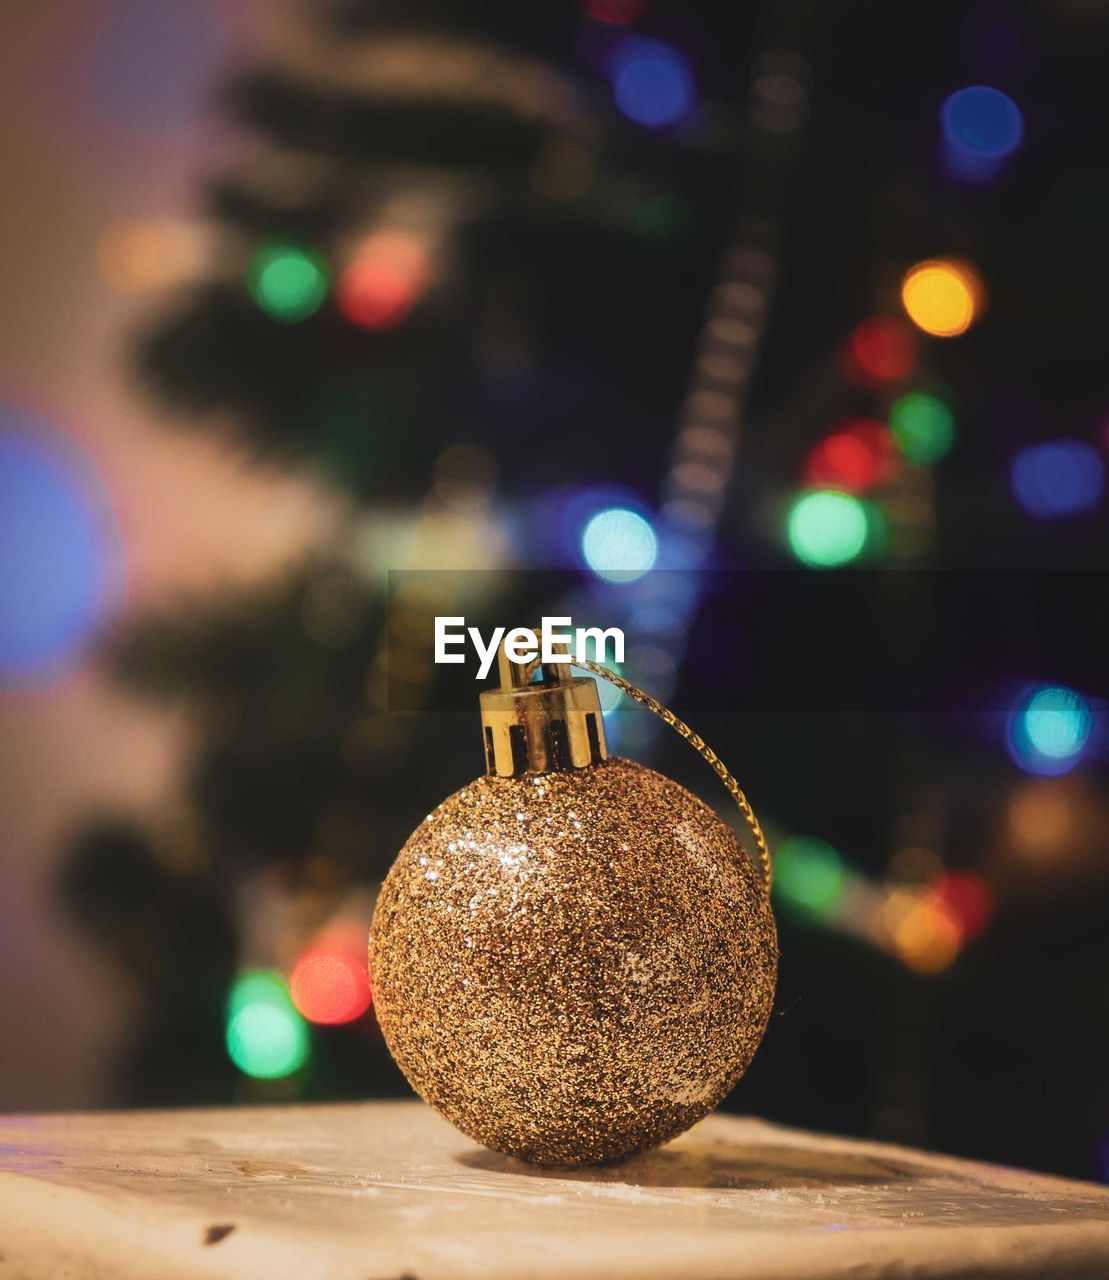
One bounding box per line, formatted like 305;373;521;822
845;316;916;386
290;949;372;1025
805;419;898;493
932;871;994;940
337;233;429;331
586;0;649;23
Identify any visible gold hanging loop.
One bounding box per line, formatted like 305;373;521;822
573;659;773;896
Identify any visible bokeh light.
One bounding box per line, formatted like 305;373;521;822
804;420;896;493
1007;778;1076;859
1010;440;1104;518
635;195;700;256
889;392;955;464
773;836;848;920
96;218;207;294
581;507;659;581
1008;684;1093;777
290;949;372;1026
248;244;329;323
226;971;309;1079
891;891;963;974
587;0;649;22
0;413;120;685
900;260;983;337
787;490;869;568
845;316;916;385
941;86;1023;172
611;37;695;128
336;232;429;331
932;871;994;939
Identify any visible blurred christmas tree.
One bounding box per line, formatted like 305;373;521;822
56;0;1109;1184
59;0;773;1104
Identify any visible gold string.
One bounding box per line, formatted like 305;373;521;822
574;660;772;896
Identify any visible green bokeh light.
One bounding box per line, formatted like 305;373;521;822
226;970;309;1079
635;195;700;256
248;244;329;322
773;836;849;921
889;392;955;464
787;490;869;567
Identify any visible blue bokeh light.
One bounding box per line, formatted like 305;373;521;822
941;86;1023;157
611;37;695;128
1008;685;1093;777
940;86;1023;183
581;507;659;582
0;411;120;684
1010;440;1104;518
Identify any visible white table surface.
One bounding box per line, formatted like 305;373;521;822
1;1100;1107;1279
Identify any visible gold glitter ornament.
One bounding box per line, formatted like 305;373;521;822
370;645;776;1166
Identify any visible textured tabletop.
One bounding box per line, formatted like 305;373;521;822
0;1101;1107;1279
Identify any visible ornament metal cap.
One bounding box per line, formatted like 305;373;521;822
479;636;607;778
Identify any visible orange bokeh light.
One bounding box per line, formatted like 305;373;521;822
290;949;372;1025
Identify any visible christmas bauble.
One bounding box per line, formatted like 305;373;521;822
370;755;777;1166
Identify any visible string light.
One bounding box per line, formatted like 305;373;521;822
1008;684;1093;777
635;195;700;256
96;218;207;293
845;316;916;385
1010;441;1104;518
290;948;372;1025
1008;778;1075;858
804;420;896;493
226;971;310;1079
610;37;695;128
889;392;955;464
773;836;848;920
0;414;119;685
941;86;1023;183
586;0;649;23
581;507;659;581
932;871;994;939
890;891;963;974
900;260;983;338
787;490;870;568
336;232;429;331
247;244;329;323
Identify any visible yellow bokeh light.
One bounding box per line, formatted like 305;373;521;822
900;259;982;338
